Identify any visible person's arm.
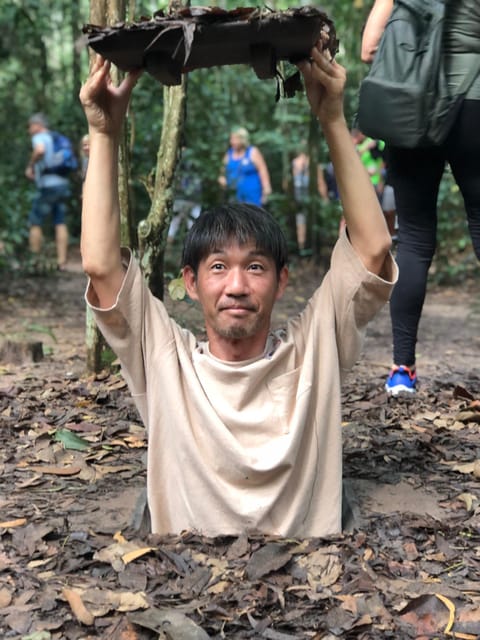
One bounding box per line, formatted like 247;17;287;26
79;55;142;309
251;147;272;203
25;139;45;180
298;43;391;277
316;165;329;202
361;0;393;63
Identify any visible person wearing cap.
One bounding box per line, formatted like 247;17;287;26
26;113;70;270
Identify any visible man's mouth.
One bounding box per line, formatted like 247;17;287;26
220;304;256;313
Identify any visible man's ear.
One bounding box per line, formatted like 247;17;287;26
275;266;289;301
182;265;199;300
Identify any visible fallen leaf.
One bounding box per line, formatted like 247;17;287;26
130;607;209;639
0;587;12;608
122;547;156;565
0;518;27;528
473;459;480;478
436;593;455;633
441;461;475;474
296;545;342;590
246;542;292;580
75;588;148;615
53;428;90;451
95;538;155;571
457;493;477;512
62;587;95;626
91;464;138;480
21;465;81;476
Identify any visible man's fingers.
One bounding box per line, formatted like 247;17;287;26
82;56;109;94
90;54;107;74
121;67;143;93
297;59;315;86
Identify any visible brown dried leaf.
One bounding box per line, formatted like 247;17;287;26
62;587;95;626
246;542;292;580
0;518;27;528
0;587;12;608
130;607;210;638
295;545;342;589
400;594;449;635
20;464;81;476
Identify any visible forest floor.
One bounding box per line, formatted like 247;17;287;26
0;244;479;639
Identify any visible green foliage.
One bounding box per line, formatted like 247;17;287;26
0;0;476;284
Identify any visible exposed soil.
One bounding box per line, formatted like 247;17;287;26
1;246;479;639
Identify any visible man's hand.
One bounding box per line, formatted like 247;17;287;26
297;42;346;127
79;55;142;138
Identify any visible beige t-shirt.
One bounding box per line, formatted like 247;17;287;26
87;233;397;538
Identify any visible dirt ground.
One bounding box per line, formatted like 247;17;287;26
1;246;479;639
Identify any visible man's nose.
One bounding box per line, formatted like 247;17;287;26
225;267;249;295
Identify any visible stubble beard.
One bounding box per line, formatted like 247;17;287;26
218;325;253;340
214;313;265;341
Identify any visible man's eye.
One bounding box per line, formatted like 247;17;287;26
211;263;225;270
249;263;264;271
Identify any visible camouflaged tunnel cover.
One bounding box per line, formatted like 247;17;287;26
83;6;337;96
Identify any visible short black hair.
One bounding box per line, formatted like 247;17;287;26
181;204;289;276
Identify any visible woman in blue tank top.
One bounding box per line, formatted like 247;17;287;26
219;127;272;206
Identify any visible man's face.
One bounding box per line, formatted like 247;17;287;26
28;122;42;136
183;240;288;359
230;133;245;151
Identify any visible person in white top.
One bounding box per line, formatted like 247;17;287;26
79;44;397;538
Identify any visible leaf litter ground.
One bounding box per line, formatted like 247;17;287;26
1;248;479;639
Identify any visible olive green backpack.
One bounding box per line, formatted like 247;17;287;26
357;0;480;148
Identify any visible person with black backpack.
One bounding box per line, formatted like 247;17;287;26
25;113;77;271
361;0;480;396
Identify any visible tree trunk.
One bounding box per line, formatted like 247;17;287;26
85;0;132;373
306;113;322;263
85;0;185;365
70;1;83;112
139;80;186;300
85;306;103;372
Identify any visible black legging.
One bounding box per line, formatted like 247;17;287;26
388;99;480;367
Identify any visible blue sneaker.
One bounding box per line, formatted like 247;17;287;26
385;365;417;396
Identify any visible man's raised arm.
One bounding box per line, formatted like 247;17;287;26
79;55;142;308
298;44;392;277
